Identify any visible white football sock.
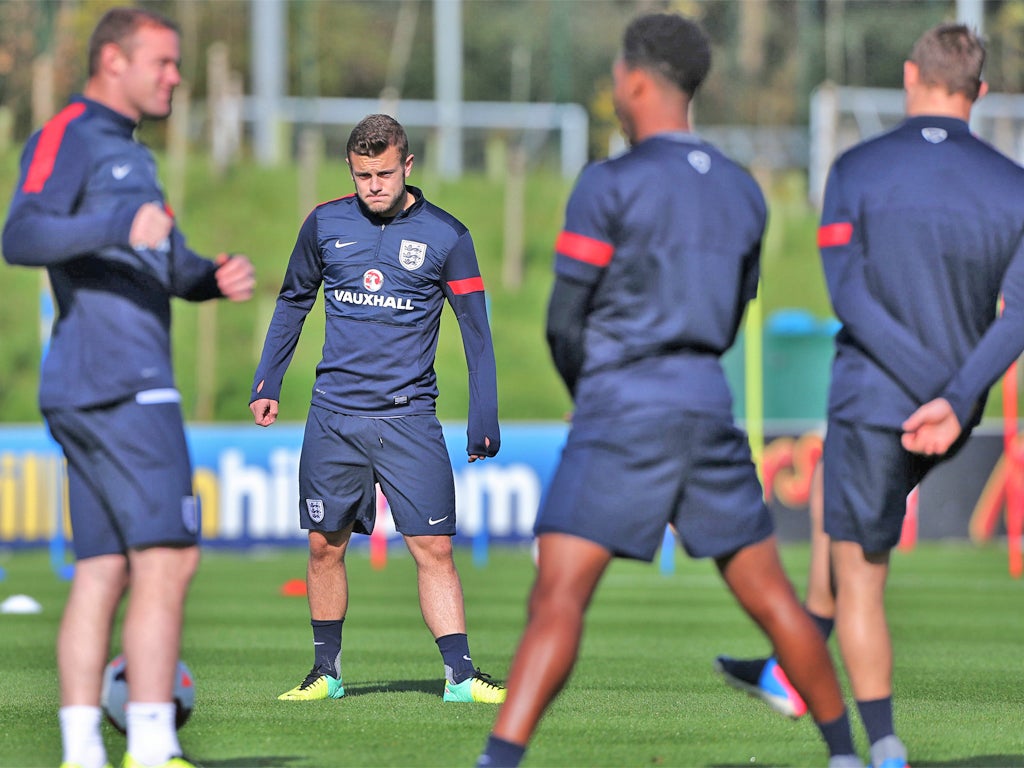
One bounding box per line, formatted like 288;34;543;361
59;705;108;768
126;701;180;766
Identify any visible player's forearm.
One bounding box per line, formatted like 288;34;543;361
546;329;583;397
848;317;950;401
467;371;500;456
251;303;310;402
825;263;951;401
545;277;591;397
167;231;222;301
456;303;500;455
2;202;136;267
942;317;1024;427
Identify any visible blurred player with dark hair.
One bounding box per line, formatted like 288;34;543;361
716;22;1024;768
251;113;504;705
2;7;255;768
476;13;859;768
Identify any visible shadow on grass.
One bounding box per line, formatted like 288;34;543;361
342;678;444;697
200;759;302;767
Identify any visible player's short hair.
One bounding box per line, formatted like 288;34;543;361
88;7;179;77
621;13;711;97
347;114;410;161
910;23;985;101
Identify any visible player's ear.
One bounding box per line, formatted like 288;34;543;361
624;66;647;101
103;40;133;78
403;153;415;178
903;60;919;90
977;80;989;101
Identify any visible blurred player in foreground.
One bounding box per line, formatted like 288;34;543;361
716;462;829;720
1;8;255;768
250;114;504;705
476;13;859;768
715;22;1024;768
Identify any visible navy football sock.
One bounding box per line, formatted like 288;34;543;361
816;710;857;758
436;633;475;683
477;735;525;768
807;609;835;640
857;696;895;746
311;618;343;678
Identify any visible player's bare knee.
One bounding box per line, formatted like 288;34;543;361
308;529;351;561
405;534;454;565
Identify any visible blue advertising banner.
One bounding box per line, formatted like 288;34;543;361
0;422;569;549
0;421;1015;550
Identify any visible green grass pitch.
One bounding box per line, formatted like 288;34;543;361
1;542;1023;767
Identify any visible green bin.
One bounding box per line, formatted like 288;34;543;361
722;309;838;421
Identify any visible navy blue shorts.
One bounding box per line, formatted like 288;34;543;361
823;419;947;553
298;405;456;536
44;395;199;559
535;410;774;561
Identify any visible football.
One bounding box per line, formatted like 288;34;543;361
100;654;195;734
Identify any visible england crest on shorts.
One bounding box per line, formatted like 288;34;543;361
306;498;325;524
398;239;427;270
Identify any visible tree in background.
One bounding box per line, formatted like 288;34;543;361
5;1;1011;154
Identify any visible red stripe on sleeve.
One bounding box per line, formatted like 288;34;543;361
818;222;853;248
448;276;485;295
22;102;87;194
556;230;614;267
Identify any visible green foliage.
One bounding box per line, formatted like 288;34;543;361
0;148;42;421
2;147;1012;424
2;542;1023;766
0;147;579;423
4;1;1001;148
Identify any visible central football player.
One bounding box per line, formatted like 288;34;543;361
250;113;505;705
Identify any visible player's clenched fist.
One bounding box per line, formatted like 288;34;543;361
215;253;256;301
250;397;278;427
129;200;173;249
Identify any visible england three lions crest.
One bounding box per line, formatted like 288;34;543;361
306;498;325;524
399;240;427;270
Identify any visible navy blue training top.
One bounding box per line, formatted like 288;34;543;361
820;115;1024;430
548;132;766;420
251;187;500;457
2;95;224;410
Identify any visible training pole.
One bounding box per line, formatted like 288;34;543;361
1003;361;1022;577
473;508;489;568
658;526;675;575
898;486;919;551
370;485;388;570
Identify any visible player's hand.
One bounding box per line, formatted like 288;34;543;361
468;436;492;463
250;397;279;427
215;253;255;301
129;201;173;250
901;397;961;456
